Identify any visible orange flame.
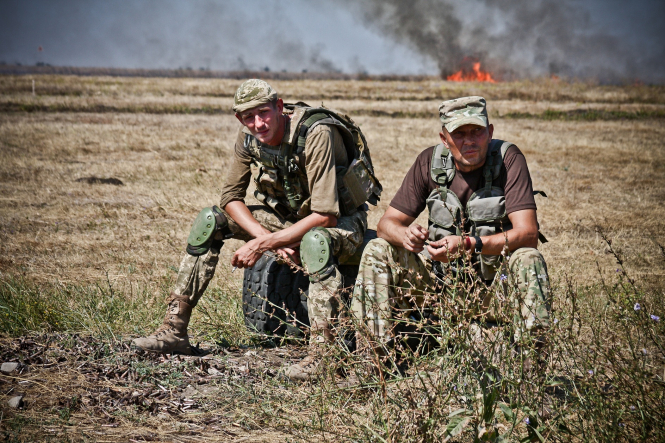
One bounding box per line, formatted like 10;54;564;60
447;61;496;83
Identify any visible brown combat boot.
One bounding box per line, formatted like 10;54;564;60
284;353;323;381
285;322;332;381
132;294;194;354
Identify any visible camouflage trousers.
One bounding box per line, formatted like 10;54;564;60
172;205;367;328
351;238;551;342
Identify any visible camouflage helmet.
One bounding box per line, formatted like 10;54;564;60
439;96;488;133
232;79;278;113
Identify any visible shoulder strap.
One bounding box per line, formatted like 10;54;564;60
296;112;331;150
483;139;514;190
293;107;360;165
290;104;382;192
430;143;455;200
283;106;361;212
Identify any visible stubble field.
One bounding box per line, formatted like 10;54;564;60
1;74;664;442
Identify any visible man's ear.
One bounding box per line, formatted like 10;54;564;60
235;112;244;125
275;98;284;113
439;127;449;147
487;123;494;139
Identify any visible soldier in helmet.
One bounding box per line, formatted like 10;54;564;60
352;97;551;360
133;79;380;381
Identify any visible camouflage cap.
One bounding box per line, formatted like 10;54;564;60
232;79;278;113
438;96;488;133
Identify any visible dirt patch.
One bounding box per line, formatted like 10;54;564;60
75;176;124;186
0;334;302;442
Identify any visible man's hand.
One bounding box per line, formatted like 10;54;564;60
228;211;335;269
231;237;266;268
403;224;429;253
231;240;301;269
427;235;463;263
275;244;301;265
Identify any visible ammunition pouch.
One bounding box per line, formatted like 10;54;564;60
255;166;286;198
186;206;233;256
467;186;510;281
337;158;382;216
253;190;293;221
300;228;335;282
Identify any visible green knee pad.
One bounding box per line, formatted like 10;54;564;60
186;206;233;256
301;227;334;281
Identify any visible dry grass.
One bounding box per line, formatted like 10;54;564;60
3;74;665;103
1;74;664;441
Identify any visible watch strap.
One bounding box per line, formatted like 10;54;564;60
473;236;483;254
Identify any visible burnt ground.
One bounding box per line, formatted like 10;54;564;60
0;334;310;442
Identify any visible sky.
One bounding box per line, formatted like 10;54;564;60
1;0;663;83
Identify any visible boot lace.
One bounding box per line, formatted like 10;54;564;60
153;323;176;338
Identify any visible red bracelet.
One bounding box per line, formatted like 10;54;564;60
464;236;471;251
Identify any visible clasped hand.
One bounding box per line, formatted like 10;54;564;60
231;235;300;268
402;224;463;263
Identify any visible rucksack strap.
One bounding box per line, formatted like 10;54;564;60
296;113;330;150
533;190;548;243
280;104;382;211
295;110;360;171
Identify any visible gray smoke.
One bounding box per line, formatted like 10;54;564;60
1;0;663;82
341;0;665;83
0;0;344;74
341;1;465;77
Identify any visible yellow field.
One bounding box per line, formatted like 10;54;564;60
1;75;664;442
1;75;664;290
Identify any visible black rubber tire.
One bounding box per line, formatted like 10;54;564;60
242;255;310;337
241;256;360;349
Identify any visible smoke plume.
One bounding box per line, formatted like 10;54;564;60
1;0;663;83
341;0;665;83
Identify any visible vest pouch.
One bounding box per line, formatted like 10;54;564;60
254;190;291;220
473;224;501;281
341;158;379;212
427;189;462;242
337;185;357;216
256;167;283;198
467;187;506;223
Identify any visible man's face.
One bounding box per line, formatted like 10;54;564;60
439;123;494;172
235;99;284;146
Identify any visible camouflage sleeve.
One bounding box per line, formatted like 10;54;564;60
304;125;347;218
219;127;253;209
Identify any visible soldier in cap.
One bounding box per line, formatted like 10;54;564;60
133;79;380;381
351;96;551;360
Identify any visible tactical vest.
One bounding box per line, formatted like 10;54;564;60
245;103;382;220
427;139;514;281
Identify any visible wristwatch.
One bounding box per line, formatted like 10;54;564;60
473;236;483;254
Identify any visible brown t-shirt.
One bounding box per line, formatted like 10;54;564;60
219;117;348;218
390;143;536;218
